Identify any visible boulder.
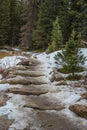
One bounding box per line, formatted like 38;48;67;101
81;92;87;99
0;115;13;130
50;74;64;82
69;104;87;119
0;95;8;107
0;96;6;107
56;80;67;86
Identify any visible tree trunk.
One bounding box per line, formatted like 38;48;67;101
20;0;37;49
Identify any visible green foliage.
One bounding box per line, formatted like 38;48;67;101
9;0;24;46
0;0;10;45
33;0;61;49
48;16;63;53
47;42;55;53
66;74;82;81
82;2;87;40
0;0;86;49
0;0;24;47
57;66;84;74
55;30;86;79
59;0;86;44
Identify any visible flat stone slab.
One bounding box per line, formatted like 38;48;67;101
15;66;36;71
14;70;45;77
24;96;64;110
0;76;48;85
7;88;48;96
29;111;85;130
0;115;13;130
9;84;52;92
16;65;44;71
17;58;40;66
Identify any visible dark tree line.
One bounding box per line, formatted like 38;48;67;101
0;0;87;49
21;0;87;50
0;0;24;47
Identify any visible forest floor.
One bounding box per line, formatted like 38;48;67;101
0;49;87;130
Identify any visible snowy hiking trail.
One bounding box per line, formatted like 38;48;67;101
0;53;87;130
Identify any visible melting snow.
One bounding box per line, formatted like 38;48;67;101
0;56;24;69
0;48;87;129
36;48;87;128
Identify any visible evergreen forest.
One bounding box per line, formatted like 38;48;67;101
0;1;87;129
0;0;87;50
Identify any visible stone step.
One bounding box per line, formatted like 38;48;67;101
9;84;51;91
0;76;48;85
24;96;64;111
16;65;44;71
7;88;48;96
14;70;45;77
17;58;40;66
25;111;83;130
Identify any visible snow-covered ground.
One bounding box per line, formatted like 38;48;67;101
36;48;87;104
0;51;33;130
37;48;87;75
36;48;87;128
0;48;87;129
0;55;25;80
0;56;24;69
0;93;34;130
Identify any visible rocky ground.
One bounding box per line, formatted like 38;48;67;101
0;53;87;130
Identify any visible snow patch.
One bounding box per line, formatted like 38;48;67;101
36;48;87;128
0;93;35;130
0;56;24;70
0;84;9;91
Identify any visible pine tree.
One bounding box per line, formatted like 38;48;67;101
48;16;63;53
33;0;61;50
0;0;10;46
14;0;25;46
82;1;87;40
59;0;85;44
0;0;24;47
8;0;24;46
55;30;86;79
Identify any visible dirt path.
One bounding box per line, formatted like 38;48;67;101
0;55;87;130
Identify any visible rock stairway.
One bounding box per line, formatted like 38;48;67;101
7;88;48;96
0;56;86;130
